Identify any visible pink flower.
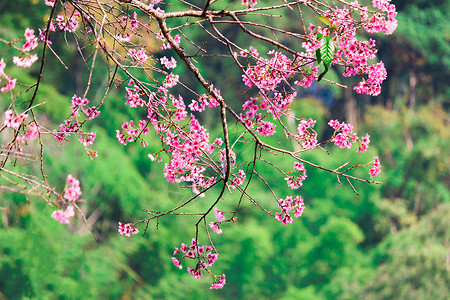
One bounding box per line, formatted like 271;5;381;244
160;56;177;69
64;174;81;202
24;28;35;41
369;156;381;178
0;58;5;76
24;123;39;140
118;222;139;237
210;274;226;289
45;0;56;7
171;257;182;269
357;133;370;153
0;76;17;93
13;55;39;68
51;205;75;224
209;222;222;234
214;207;225;222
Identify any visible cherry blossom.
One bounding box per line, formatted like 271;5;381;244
118;222;139;237
51;205;75;224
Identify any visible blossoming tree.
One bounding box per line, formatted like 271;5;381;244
0;0;395;289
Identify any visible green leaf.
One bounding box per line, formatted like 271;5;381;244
320;36;335;67
317;16;331;26
317;36;335;81
317;64;329;82
315;49;322;64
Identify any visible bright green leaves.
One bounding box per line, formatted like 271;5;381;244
317;16;332;26
315;34;337;81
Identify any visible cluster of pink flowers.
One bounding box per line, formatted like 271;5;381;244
285;162;307;189
242;50;293;91
0;69;16;93
162;116;217;196
51;205;75;224
229;169;246;189
156;31;181;50
364;0;398;35
51;175;81;224
125;80;146;108
369;156;381;178
189;93;219;112
0;27;41;93
209;207;226;234
275;196;305;225
55;12;81;33
160;56;177;69
328;119;357;149
128;49;150;64
296;118;318;149
79;132;96;147
241;0;257;8
116;119;149;146
38;11;81;43
3;110;27;129
118;222;139;237
3;110;39;149
210;274;226;289
328;119;371;152
54;95;100;149
171;238;224;288
64;174;82;202
297;0;398;96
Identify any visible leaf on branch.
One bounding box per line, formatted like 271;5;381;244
317;16;332;26
318;36;335;81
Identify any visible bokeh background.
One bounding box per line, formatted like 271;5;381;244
0;0;449;298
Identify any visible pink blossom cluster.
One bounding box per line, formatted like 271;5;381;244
120;72;218;199
51;205;75;224
171;238;224;288
257;121;276;137
12;28;39;68
0;28;41;92
125;80;146;108
369;156;381;178
209;208;226;234
242;50;293;91
118;222;139;237
296;118;318;149
328;119;370;152
64;174;82;202
163;73;179;88
3;110;28;129
285;162;307;189
128;48;150;64
210;274;226;289
44;0;56;7
328;119;357;149
116;119;149;146
53;95;99;158
297;0;397;96
275;196;305;225
364;0;398;35
55;12;81;33
121;12;138;32
2;110;39;152
241;0;257;8
156;31;181;50
39;12;81;42
189;93;219;112
79;132;96;147
160;56;177;69
229;169;246;189
162;117;217;196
